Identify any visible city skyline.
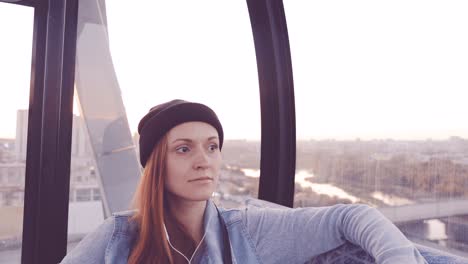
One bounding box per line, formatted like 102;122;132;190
1;107;468;141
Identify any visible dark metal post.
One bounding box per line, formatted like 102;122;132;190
246;0;296;207
21;0;79;263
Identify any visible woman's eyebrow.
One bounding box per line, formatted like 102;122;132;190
171;138;192;144
171;136;218;144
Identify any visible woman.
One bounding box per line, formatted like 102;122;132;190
61;99;427;264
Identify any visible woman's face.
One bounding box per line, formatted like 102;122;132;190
165;121;222;202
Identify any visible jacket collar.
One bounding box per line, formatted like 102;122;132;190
189;199;227;262
113;200;228;263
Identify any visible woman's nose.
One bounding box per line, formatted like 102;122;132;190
193;149;210;170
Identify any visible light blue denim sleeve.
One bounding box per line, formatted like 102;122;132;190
59;217;115;264
242;203;427;264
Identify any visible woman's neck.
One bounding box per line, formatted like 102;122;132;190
165;196;207;243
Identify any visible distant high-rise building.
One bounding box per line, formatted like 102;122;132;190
15;110;28;161
15;110;91;161
132;132;140;157
72;115;92;157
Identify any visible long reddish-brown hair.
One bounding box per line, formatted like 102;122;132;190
128;134;198;264
127;134;174;264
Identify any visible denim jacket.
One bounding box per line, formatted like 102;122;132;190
60;199;427;264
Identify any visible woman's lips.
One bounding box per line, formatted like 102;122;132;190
188;177;213;182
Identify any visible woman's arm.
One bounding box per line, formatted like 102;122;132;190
242;203;427;264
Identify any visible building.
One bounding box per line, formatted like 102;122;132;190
0;110;100;206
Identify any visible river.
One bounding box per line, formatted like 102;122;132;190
239;168;451;244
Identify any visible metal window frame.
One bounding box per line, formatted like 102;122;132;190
19;0;79;263
246;0;296;207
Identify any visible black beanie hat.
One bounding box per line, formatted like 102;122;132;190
137;99;224;167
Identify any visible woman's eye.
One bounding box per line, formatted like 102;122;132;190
176;146;190;153
208;144;219;152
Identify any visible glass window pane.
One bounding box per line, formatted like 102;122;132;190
106;1;261;208
67;0;260;252
67;101;105;251
0;3;34;263
285;0;468;256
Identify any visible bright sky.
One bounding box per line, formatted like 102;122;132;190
1;1;467;140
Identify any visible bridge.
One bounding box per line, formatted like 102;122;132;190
378;198;468;223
